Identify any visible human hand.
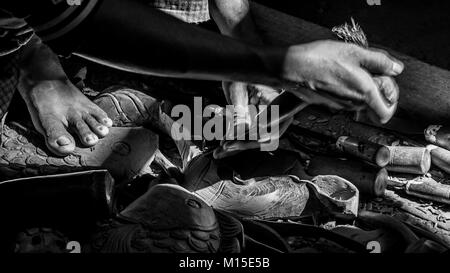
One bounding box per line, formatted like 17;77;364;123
281;40;403;123
215;83;289;159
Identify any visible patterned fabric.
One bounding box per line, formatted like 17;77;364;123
0;51;20;119
0;9;31;119
148;0;210;24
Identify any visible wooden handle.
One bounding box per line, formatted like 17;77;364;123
386;146;431;175
336;136;390;167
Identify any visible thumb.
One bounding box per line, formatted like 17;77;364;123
358;47;404;76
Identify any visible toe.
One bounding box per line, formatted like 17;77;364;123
90;107;113;127
40;114;76;156
83;114;109;138
69;116;99;147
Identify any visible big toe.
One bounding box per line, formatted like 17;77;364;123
46;132;76;156
41;116;76;156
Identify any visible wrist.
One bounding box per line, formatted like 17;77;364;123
253;45;289;87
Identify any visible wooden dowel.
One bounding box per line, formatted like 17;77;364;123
385;146;431;175
336;136;390;167
307;156;387;197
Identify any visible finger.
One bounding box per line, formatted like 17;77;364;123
363;76;397;124
228;82;249;107
248;84;280;105
83;114;109;138
368;47;404;69
373;76;400;106
89;107;113;127
39;114;76;156
357;47;404;76
69;115;99;146
221;81;233;104
312;80;367;106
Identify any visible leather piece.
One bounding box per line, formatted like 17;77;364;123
93;86;162;129
192;175;310;220
72;126;158;182
0;122;158;182
91;184;222;253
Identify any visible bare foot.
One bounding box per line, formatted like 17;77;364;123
18;80;112;156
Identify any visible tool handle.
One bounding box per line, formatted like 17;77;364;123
336;136;390;167
386;146;431;175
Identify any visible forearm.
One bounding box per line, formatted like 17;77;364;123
73;0;284;86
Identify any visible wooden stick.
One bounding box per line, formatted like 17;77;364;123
387;175;450;205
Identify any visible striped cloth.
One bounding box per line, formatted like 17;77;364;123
148;0;210;24
0;9;32;118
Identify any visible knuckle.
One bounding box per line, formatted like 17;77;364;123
84;114;97;124
361;87;375;103
75;120;87;130
346;44;363;58
359;85;372;97
375;52;392;68
93;109;108;118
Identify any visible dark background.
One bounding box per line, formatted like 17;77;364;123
255;0;450;70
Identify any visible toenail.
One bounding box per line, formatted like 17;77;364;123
98;126;108;133
102;118;113;126
56;136;71;146
85;135;97;143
